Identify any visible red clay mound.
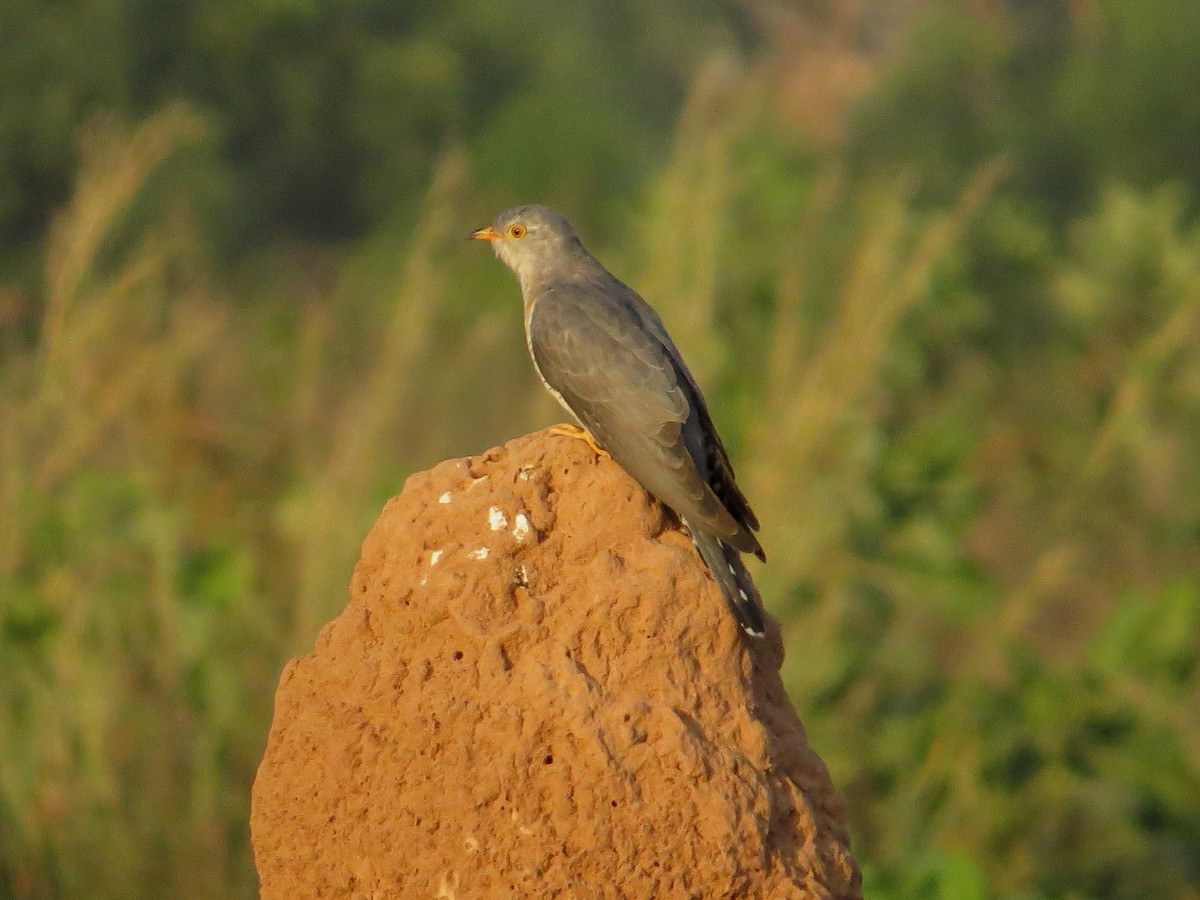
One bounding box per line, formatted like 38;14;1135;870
251;429;861;898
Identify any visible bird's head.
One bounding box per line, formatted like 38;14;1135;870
472;205;586;289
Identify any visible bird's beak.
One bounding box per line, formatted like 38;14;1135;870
471;226;501;242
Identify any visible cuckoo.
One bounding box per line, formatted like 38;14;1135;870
473;205;767;637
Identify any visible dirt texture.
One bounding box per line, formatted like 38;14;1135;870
251;429;861;899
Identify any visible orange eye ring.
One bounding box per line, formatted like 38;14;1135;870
507;224;527;239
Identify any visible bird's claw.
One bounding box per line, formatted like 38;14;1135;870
549;423;610;460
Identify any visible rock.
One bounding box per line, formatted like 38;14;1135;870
251;430;861;898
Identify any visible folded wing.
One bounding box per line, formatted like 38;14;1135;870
529;281;761;557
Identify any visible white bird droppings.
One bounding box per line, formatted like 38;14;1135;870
429;549;443;566
512;513;531;541
468;476;489;490
468;547;490;560
438;491;453;504
488;506;508;531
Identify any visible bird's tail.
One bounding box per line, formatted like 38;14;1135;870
686;522;766;638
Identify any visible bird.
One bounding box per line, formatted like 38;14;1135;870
472;205;767;637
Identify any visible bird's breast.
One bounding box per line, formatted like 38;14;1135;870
524;298;577;421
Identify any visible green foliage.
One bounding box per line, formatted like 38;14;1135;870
1058;0;1200;196
2;2;1200;898
0;0;751;256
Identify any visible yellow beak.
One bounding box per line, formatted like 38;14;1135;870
471;226;501;242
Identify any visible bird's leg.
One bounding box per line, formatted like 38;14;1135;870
548;423;610;460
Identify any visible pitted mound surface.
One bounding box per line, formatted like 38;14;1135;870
251;430;861;898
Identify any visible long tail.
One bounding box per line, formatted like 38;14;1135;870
685;520;766;638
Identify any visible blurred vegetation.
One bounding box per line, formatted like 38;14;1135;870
2;0;1199;897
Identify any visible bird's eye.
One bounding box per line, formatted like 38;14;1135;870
507;224;527;239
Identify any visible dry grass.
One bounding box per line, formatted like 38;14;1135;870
1;107;250;897
281;150;472;652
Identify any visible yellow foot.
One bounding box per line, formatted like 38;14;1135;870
549;423;610;459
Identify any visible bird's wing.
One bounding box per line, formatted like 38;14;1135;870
528;282;747;545
636;304;763;552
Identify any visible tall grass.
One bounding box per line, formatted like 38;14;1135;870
280;150;471;652
2;63;1198;899
1;107;255;898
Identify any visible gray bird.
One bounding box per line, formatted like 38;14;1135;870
473;205;766;637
